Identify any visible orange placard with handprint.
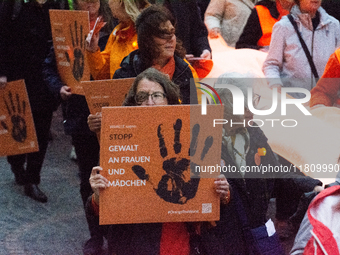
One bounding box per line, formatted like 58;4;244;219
0;80;38;156
99;105;223;224
49;10;90;95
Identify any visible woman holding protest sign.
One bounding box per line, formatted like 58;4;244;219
85;0;150;80
88;67;229;255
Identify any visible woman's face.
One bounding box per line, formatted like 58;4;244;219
77;0;100;18
153;21;176;63
108;0;130;22
135;78;168;106
299;0;321;16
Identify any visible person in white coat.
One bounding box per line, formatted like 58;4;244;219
263;0;340;98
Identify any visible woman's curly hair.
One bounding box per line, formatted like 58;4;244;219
135;5;186;68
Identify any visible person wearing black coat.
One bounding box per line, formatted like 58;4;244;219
113;50;198;105
0;0;68;203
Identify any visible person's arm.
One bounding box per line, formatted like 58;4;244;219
187;0;211;58
290;212;313;255
89;166;109;206
235;9;263;50
260;134;323;192
204;0;224;39
86;30;114;80
310;52;340;107
262;21;287;89
215;174;231;204
42;46;66;103
87;112;102;133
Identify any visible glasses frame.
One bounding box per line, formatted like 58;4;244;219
135;91;167;105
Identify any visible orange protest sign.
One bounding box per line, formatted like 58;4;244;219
0;80;38;156
99;105;223;224
82;78;135;114
49;10;90;95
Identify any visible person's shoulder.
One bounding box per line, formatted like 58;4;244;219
113;50;140;79
119;50;138;68
174;55;190;70
272;15;292;33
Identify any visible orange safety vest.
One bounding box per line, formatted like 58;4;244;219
255;5;278;47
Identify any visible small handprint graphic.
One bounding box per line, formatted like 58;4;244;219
65;21;85;81
132;119;213;204
1;91;27;142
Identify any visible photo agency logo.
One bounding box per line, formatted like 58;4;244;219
197;81;312;128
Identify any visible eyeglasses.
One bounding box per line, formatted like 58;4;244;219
135;91;166;105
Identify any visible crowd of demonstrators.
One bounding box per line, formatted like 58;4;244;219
42;0;117;253
263;0;340;98
86;0;150;80
88;5;199;135
87;67;230;255
310;47;340;108
204;0;258;47
1;0;340;254
0;0;70;203
88;5;198;132
236;0;294;51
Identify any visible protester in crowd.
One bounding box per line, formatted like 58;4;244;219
263;0;340;98
209;72;323;254
43;0;116;253
310;47;340;108
87;5;199;133
87;67;228;255
85;0;150;80
0;0;70;203
205;0;257;47
113;5;198;104
290;172;340;255
68;0;117;160
161;0;212;61
236;0;294;51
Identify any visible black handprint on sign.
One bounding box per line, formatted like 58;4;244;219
132;119;214;204
65;21;85;81
1;91;27;142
